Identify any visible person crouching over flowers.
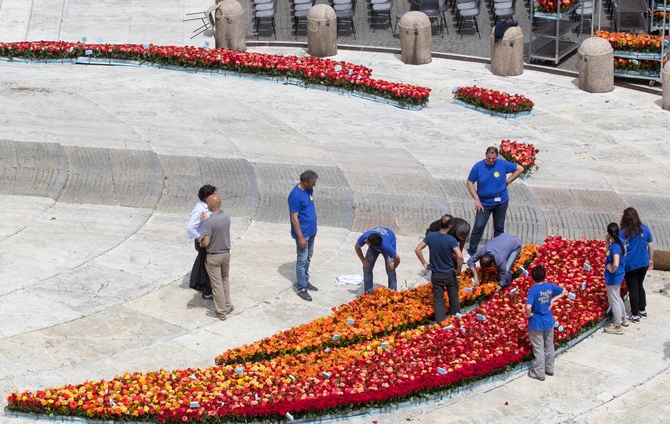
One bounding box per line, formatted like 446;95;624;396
526;265;567;381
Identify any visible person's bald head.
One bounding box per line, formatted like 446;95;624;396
207;194;221;212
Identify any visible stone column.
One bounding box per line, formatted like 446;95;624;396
490;26;524;76
307;5;337;57
208;0;246;51
663;61;670;111
399;12;431;65
578;37;614;93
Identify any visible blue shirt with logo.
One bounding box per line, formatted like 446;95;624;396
527;282;564;331
604;242;625;286
467;158;518;207
357;227;397;260
288;185;317;239
619;225;653;272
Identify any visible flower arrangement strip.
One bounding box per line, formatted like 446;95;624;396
453;86;534;114
6;238;612;423
536;0;579;13
499;139;539;174
0;41;431;107
216;245;537;365
595;30;670;54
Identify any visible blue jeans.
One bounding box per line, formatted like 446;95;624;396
295;234;316;291
363;247;397;293
501;246;522;287
468;201;509;256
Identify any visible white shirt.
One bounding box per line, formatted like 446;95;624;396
186;200;211;239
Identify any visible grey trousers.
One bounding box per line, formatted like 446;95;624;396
529;329;554;378
606;284;625;326
205;251;233;318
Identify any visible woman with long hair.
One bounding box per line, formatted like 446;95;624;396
604;222;628;335
619;207;654;322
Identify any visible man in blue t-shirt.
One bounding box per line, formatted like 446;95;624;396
415;215;464;324
288;170;319;301
466;146;523;256
355;226;400;294
526;265;567;381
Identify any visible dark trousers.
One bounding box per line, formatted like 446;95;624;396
431;271;460;324
625;266;648;316
468;201;509;256
189;240;212;295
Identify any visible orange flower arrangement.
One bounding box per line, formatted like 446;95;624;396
595;30;669;53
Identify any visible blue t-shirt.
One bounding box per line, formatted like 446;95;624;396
527;282;564;331
619;225;653;272
423;232;458;274
467;159;518;207
357;227;397;260
604;242;625;286
288;185;317;239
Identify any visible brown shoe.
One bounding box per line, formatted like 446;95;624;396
604;325;623;335
225;305;235;314
206;310;226;321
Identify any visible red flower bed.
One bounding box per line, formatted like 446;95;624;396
453;86;534;114
0;41;431;107
6;238;612;423
499;139;539;173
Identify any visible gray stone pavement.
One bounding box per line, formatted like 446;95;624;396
1;1;670;424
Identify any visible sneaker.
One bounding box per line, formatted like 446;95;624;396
306;283;319;291
226;305;235;314
297;290;312;301
604;325;623;335
528;370;545;381
621;319;629;327
639;310;648;318
206;310;226;321
202;293;213;299
627;314;640;323
545;371;554;376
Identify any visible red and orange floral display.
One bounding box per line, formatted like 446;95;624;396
595;30;669;53
536;0;579;13
453;86;534;114
0;41;431;107
499;139;540;173
6;238;612;423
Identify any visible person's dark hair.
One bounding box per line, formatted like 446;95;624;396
620;207;643;240
440;214;453;229
486;146;499;155
454;221;471;238
198;184;217;201
607;222;626;255
300;170;319;183
368;233;383;246
480;253;495;268
531;265;546;283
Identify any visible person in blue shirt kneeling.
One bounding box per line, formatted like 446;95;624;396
526;265;567;381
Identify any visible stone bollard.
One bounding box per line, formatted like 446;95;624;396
490;26;524;76
307;5;337;57
207;0;246;51
578;37;614;93
663;61;670;111
399;12;431;65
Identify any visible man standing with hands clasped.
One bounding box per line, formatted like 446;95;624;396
466;146;524;258
200;194;234;321
415;214;464;324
